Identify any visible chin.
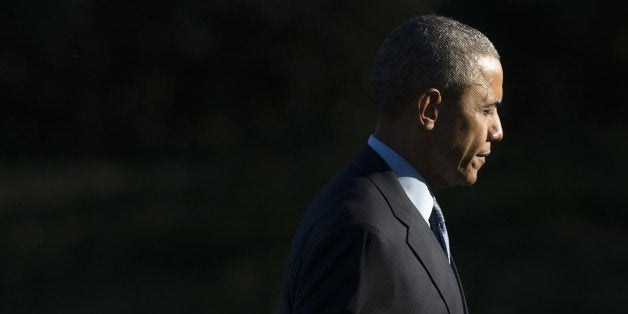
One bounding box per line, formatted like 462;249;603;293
435;169;479;190
457;170;478;186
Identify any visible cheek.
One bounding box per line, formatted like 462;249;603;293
455;123;480;146
442;112;486;167
456;123;487;161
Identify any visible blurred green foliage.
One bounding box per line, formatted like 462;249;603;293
1;0;627;313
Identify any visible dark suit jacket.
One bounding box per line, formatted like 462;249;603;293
281;145;468;313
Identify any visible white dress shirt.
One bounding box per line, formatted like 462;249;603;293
367;135;435;225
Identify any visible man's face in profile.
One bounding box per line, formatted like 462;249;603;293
431;56;504;187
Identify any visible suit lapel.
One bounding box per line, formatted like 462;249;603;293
451;256;469;314
353;145;465;313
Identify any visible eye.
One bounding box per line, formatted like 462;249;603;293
481;102;501;115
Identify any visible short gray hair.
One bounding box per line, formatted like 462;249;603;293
372;15;500;118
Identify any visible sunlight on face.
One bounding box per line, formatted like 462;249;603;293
432;56;504;188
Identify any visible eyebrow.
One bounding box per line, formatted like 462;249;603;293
490;101;502;108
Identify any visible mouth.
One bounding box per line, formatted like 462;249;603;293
476;151;491;158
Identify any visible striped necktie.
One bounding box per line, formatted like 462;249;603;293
429;199;451;263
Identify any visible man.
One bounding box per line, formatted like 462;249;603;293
281;15;503;313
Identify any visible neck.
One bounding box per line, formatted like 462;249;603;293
373;122;413;160
373;119;447;192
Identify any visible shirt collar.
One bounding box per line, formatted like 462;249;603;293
367;135;434;224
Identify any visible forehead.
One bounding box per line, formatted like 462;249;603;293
461;57;503;104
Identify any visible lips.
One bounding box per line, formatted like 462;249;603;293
476;151;490;158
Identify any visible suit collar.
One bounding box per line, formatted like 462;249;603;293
367;135;434;223
353;145;465;313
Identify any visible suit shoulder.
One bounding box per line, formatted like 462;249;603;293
288;161;400;254
309;162;390;223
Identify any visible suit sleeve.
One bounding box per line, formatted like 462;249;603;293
292;223;396;314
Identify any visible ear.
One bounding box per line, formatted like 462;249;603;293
416;88;442;131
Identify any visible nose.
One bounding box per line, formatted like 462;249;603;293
488;111;503;142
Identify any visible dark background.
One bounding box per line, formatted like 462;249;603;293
1;0;627;313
